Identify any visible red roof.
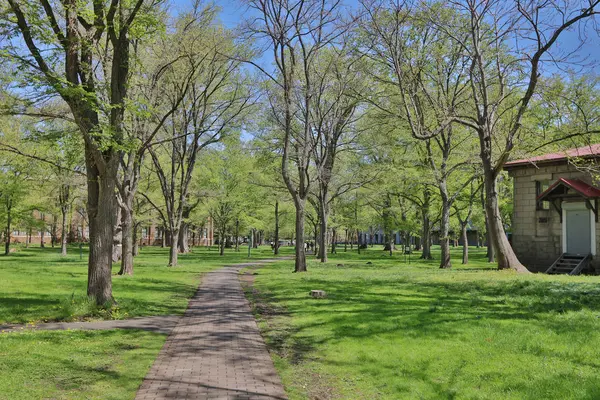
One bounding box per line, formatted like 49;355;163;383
537;178;600;201
505;144;600;168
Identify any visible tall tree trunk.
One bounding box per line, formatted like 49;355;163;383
4;201;11;255
118;206;134;275
313;221;318;257
86;159;117;305
482;167;527;271
178;223;190;254
481;186;494;263
219;229;226;256
331;228;337;254
439;198;452;269
461;223;469;264
421;190;433;259
274;201;280;255
383;233;391;251
133;223;140;256
168;229;179;266
50;216;57;247
344;229;348;252
318;200;328;263
235;219;240;252
421;219;432;260
487;228;494;262
382;194;393;256
40;223;45;249
61;205;68;256
177;203;192;254
112;208;122;262
26;228;30;248
294;203;307;272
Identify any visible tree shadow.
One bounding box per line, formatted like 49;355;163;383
247;257;600;397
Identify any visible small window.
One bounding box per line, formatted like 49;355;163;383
536;180;550;210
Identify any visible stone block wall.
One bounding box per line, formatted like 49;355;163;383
508;163;600;273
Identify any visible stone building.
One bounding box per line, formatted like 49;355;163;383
504;144;600;274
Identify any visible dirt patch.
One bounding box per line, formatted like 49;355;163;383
240;266;286;319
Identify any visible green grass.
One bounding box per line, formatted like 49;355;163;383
0;329;164;400
0;244;289;324
246;245;600;400
0;243;289;399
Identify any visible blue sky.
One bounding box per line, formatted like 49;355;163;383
170;0;600;75
171;0;251;27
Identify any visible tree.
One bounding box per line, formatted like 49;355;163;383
394;165;436;260
438;0;599;271
0;115;85;256
198;138;253;256
0;118;45;255
245;149;292;255
359;3;480;268
2;0;162;303
359;0;599;271
310;48;365;263
39;129;84;257
245;0;350;272
453;180;481;264
115;8;209;275
149;22;252;266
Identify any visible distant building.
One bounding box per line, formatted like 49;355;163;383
8;210;214;248
141;220;214;247
9;210;88;246
431;223;481;247
504;144;600;274
357;227;403;246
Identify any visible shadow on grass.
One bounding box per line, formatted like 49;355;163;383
0;245;291;324
0;329;165;399
260;275;600;342
235;244;600;399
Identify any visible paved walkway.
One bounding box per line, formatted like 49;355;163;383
0;315;180;334
135;259;289;400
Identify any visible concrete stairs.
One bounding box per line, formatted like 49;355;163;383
545;253;591;275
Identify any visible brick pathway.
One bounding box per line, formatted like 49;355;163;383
0;315;180;335
135;259;289;400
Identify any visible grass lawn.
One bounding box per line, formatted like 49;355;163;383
0;329;164;400
0;244;289;324
245;245;600;400
0;244;288;400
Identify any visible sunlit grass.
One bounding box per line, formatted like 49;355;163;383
0;244;290;324
246;245;600;399
0;243;290;399
0;329;165;400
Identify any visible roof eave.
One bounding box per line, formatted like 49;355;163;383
504;154;600;171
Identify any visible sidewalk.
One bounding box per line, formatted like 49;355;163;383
135;259;288;400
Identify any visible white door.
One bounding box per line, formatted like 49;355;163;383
566;209;591;255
